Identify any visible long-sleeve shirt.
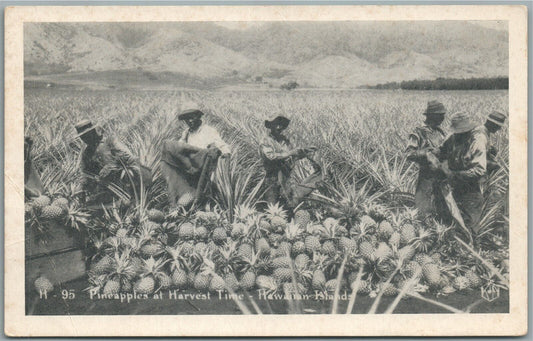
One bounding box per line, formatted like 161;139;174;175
437;128;487;184
260;134;295;181
180;124;231;155
406;125;446;178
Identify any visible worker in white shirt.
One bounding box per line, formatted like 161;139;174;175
161;109;230;206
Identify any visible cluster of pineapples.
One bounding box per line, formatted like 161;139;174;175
25;194;69;223
85;202;501;298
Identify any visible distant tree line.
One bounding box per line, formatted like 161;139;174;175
369;77;508;90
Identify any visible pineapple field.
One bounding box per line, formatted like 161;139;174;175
25;88;509;315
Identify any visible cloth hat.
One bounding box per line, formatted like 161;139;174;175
487;111;507;127
178;109;204;121
74;120;98;138
451;112;477;134
423;100;446;115
265;115;290;129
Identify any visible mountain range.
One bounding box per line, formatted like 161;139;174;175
24;21;508;89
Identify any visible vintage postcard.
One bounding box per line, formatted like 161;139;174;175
4;5;527;337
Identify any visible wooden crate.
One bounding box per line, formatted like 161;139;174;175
25;222;86;287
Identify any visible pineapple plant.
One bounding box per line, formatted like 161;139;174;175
273;267;292;283
378;282;398;296
422;262;441;287
194;226;208;240
377;220;394;240
177;192;195;207
167;246;189;289
34;275;54;295
230;222;246;240
32;195;51;211
134;257;169;295
265;202;288;229
304;235;321;254
453;276;471;291
212;227;228;244
294;209;311;228
91;255;114;275
321;240;337;257
400;223;416;245
40;205;65;220
103;279;121;295
364;202;390;222
359;240;375;260
178;222;195;240
239;271;256;291
374;242;392;261
147;209;165;223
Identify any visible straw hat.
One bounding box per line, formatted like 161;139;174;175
450;112;477;134
423;100;446;115
74;120;98;138
486;111;507;127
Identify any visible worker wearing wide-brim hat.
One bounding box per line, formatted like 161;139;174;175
436;112;488;235
405;100;448;218
260;115;316;209
160;108;230;207
474;111;507;173
75;119;151;208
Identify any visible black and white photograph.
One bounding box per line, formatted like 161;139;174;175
5;5;528;337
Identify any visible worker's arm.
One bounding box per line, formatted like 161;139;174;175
453;134;487;181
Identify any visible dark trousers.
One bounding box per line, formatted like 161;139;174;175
453;184;483;235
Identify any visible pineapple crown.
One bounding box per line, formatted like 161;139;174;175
284;220;303;241
265;202;288;220
141;257;169;277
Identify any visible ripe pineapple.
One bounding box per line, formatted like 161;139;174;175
398;245;416;261
270;216;287;233
422;263;441;287
224;272;241;291
34;275;53;294
415;253;433;266
294;210;311;228
359;241;375;260
272;256;292;269
321;240;337;256
356;280;371;294
194;242;207;255
388;231;401;248
359;215;377;229
255;237;271;256
230;222;245;239
51;197;69;214
178;223;195;240
403;261;422;278
465;270;482;288
377;220;394;240
240;271;256;291
294;253;310;270
237;243;253;260
278;241;292;257
325;279;339;292
400;223;416;245
134;276;155;294
312;270;326;290
304;235;321;254
40;205;64;220
292;241;306;256
32;195;51;210
194;226;208;240
141;241;164;257
209;274;226;292
212;227;228;244
172;269;188;289
193;273;211;291
339;237;357;255
177;192;195;207
91;255;114;274
103;279;120;295
365;203;390;222
157;273;172;289
273;268;292;283
378;282;398;296
453;276;471;291
147;209;165;223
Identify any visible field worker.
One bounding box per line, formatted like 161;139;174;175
75;120;151;208
435;112;488;235
161;109;230;206
405;100;448;218
476;111;507;174
260;115;316;207
24;136;44;199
